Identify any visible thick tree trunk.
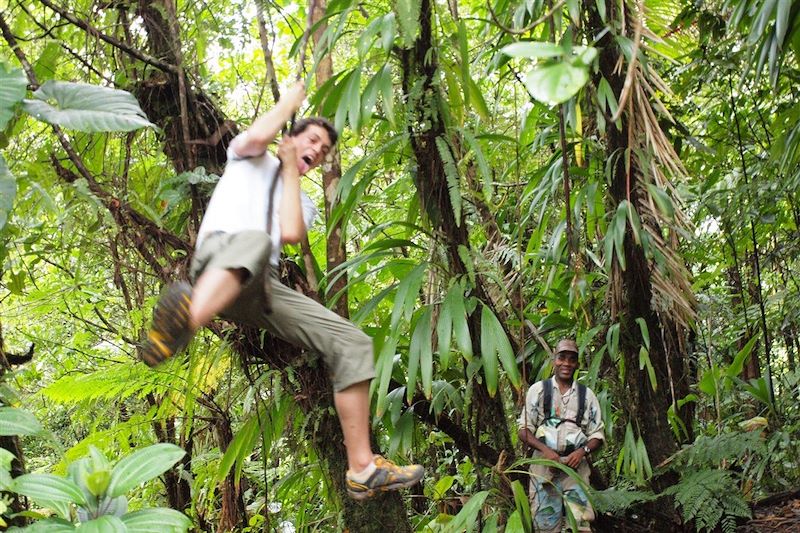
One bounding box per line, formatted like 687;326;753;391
312;0;349;319
743;253;763;380
232;290;412;532
783;326;797;372
591;0;689;484
0;321;28;527
212;414;247;532
295;373;413;532
145;394;193;511
134;0;234;178
401;0;513;457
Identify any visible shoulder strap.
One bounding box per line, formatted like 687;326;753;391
266;161;281;235
576;383;587;426
541;378;553;420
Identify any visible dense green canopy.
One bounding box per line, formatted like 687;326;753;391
1;0;798;531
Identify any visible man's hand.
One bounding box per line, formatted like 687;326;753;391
277;136;299;176
277;135;305;244
231;81;307;158
541;447;561;462
281;81;306;115
561;449;585;469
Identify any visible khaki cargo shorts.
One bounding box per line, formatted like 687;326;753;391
190;230;375;391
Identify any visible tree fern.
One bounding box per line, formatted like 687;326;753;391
40;341;230;407
674;431;765;468
664;469;751;533
590;488;657;515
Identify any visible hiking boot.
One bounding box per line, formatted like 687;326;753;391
139;281;193;367
345;456;424;500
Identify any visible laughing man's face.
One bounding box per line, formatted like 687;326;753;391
293;124;332;175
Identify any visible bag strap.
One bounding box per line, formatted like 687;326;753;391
260;162;281;314
541;379;587;428
266;161;281;236
541;378;553;421
576;383;587;427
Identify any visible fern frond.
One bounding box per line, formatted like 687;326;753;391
590;488;657;514
676;431;765;468
664;469;751;532
42;367;145;404
41;336;231;408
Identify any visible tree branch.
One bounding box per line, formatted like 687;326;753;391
49;155;189;254
0;10;36;81
36;0;177;74
256;1;282;105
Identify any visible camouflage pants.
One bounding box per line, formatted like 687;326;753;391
529;460;594;533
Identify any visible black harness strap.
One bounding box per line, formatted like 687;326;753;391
542;377;553;420
576;381;587;427
540;378;587;428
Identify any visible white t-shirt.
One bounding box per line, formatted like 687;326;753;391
196;135;318;266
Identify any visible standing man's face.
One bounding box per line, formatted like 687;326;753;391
554;351;579;381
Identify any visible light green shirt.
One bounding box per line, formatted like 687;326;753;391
518;379;605;453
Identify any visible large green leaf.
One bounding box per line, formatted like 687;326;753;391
501;41;564;59
726;335;758;378
375;330;400;417
22;81;154;132
390;262;426;329
380;13;396;51
14;517;76;532
775;0;791;46
0;448;15;471
0;64;27;129
360;68;381;125
447;490;490;530
121;508;191;532
480;306;500;396
429;475;455;500
451;285;473;359
217;413;260;483
107;443;185;498
345;66;362;132
480;305;522;393
436;285;457;370
13;474;87;506
523;61;590;105
76;516;126;533
645;183;675;220
467;76;490;120
0;154;15;231
698;365;720;396
0;406;42;436
511;479;533;532
378;64;395;125
407;306;433;401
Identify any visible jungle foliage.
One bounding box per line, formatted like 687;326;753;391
1;0;799;531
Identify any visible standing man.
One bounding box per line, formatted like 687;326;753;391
140;82;423;500
518;339;605;532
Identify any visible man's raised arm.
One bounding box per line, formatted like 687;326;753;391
230;82;306;158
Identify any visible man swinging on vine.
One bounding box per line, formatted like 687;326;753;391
139;81;424;500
